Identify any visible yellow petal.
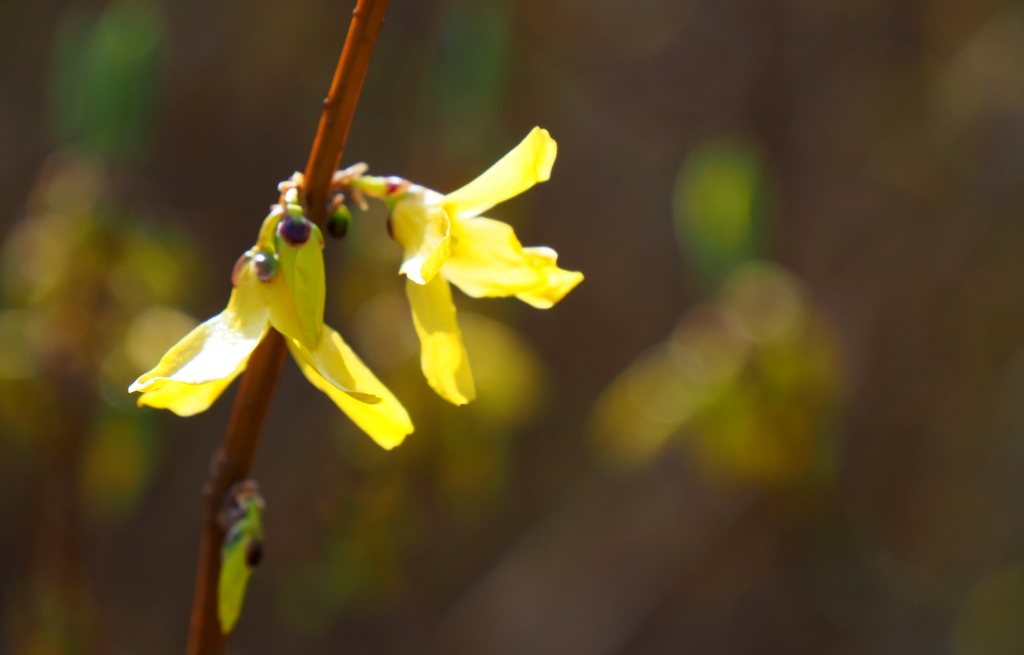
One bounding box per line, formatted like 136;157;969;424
273;225;325;349
288;325;413;449
258;272;303;348
390;186;451;285
513;247;585;309
406;276;475;405
135;371;244;417
441;217;583;308
129;277;268;394
286;330;380;405
442;127;557;220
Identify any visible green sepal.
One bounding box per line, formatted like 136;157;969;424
218;497;264;635
273;224;325;349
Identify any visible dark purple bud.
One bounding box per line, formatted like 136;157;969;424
251;252;277;282
277;215;312;246
245;539;263;568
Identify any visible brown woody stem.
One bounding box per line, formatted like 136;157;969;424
185;1;391;653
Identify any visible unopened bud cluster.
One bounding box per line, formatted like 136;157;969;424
325;163;413;242
228;176;327;288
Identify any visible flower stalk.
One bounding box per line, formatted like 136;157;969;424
185;1;391;653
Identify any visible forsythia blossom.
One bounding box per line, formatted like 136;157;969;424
129;128;580;445
352;127;582;405
128;190;412;449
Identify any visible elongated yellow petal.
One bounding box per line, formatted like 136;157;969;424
406;276;475;405
273;225;325;349
391;187;451;285
287;330;380;405
441;217;583;307
288;325;413;449
135;371;244;417
129;277;268;393
442;127;557;220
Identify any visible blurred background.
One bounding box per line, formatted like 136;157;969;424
2;0;1024;653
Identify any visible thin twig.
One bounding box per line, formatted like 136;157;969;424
304;0;391;229
185;1;391;653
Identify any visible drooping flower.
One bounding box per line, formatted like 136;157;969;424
353;127;583;405
128;193;412;449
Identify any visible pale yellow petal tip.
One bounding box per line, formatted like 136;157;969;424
136;391;199;417
128;375;164;394
529;127;558;182
355;411;415;451
374;427;413;451
133;373;241;417
419;335;476;404
432;383;476;406
517;269;584;309
425;367;475;405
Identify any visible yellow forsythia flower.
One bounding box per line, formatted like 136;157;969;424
129;202;412;449
388;127;583;405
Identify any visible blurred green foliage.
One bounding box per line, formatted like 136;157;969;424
591;261;842;489
427;1;511;163
673;140;769;289
51;0;165;160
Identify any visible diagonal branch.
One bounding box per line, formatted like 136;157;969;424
185;1;391;653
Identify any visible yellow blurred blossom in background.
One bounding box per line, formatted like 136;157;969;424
591;262;843;487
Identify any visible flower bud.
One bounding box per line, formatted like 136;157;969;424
251;251;277;282
277;215;312;246
326;204;351;239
